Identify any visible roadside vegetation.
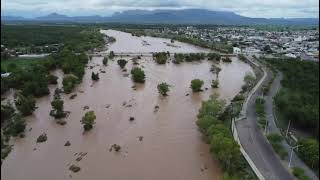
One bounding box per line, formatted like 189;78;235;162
196;94;256;179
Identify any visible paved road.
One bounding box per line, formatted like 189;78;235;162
265;69;318;180
235;57;294;180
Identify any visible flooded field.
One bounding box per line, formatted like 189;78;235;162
101;29;211;53
1;31;253;180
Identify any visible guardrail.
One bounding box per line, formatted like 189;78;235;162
231;56;268;180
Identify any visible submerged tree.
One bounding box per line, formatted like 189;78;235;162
91;72;100;81
157;82;170;96
50;98;67;119
81;111;96;131
117;59;128;69
103;57;108;65
131;67;145;83
190;79;204;92
211;80;219;88
15;93;37;116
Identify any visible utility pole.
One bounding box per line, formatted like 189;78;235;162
286;119;292;138
288;145;302;168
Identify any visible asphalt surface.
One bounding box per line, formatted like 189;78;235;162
235;58;294;180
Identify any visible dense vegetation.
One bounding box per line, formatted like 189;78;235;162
266;58;319;139
157;82;170;96
266;58;319;174
190;79;204;92
14;93;37;116
153;52;169;64
81;111;96;131
131;67;145;83
1;25;104;52
117;59;128;68
196;94;255;179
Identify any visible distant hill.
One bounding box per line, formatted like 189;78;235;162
1;9;319;25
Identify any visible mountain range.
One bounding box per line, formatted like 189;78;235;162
1;9;319;25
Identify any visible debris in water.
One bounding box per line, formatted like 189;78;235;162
138;136;143;141
110;144;121;152
69;165;81;173
36;133;47;143
186;93;190;96
64;141;71;146
83;106;89;110
105;104;111;108
70;94;77;99
129;117;135;121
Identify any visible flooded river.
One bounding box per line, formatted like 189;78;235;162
101;29;211;53
1;31;253;180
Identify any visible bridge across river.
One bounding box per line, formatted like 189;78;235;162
88;51;235;57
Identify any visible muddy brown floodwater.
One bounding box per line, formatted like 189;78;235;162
1;32;253;180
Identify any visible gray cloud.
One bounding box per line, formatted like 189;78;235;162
1;0;319;18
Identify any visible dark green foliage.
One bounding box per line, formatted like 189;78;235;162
222;57;232;62
57;49;88;79
62;75;79;94
267;134;287;159
1;25;104;52
117;59;127;68
238;54;246;61
255;97;265;117
91;72;99;81
1;103;15;122
157;82;170;96
81;111;96;131
297;138;319;172
50;98;67;119
47;74;58;84
196;95;249;177
241;73;256;92
232;94;245;102
190;79;204;92
267;58;319;138
173;53;184;64
5;114;26;137
292;167;311;180
131;67;145;83
153;52;168;64
207;53;221;61
15;93;37;116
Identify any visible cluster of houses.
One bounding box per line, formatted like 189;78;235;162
158;26;319;61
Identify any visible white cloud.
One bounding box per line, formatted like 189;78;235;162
1;0;319;18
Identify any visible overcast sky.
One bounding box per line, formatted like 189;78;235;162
1;0;319;18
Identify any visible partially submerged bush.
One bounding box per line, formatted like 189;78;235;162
117;59;127;69
81;111;96;131
62;74;79;94
47;74;58;84
190;79;204;92
5;114;26;137
131;67;145;83
103;57;108;65
91;72;99;81
153;52;168;64
15;93;37;116
157;82;170;96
